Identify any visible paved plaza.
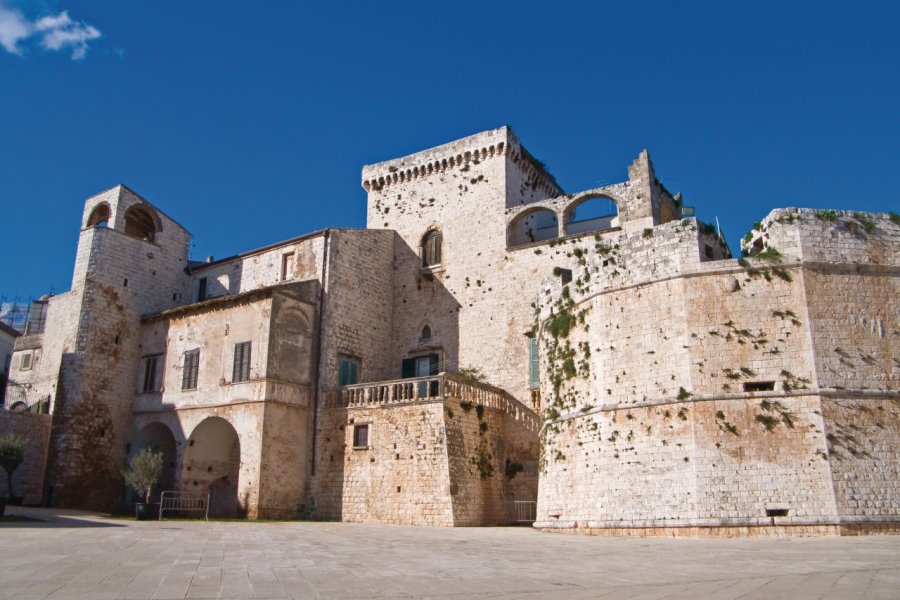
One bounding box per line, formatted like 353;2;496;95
1;507;898;599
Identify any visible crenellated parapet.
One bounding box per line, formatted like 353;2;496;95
361;126;563;197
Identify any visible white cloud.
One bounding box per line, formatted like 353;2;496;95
0;4;101;59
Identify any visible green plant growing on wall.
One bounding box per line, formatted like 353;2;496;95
457;367;485;382
0;433;28;501
472;449;494;479
460;401;474;413
676;387;692;401
123;447;163;503
815;210;838;221
505;459;524;479
890;212;900;226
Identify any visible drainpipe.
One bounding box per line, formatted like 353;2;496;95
310;229;330;476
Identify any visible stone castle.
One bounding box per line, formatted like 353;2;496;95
3;127;898;535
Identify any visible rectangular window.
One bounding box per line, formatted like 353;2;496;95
353;424;369;449
182;349;200;391
20;352;33;371
528;335;540;389
141;354;162;393
281;253;295;281
232;342;251;383
197;277;208;301
339;355;360;386
744;381;775;392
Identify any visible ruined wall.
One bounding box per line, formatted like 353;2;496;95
0;411;51;504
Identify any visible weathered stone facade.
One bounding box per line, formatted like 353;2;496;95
3;126;897;535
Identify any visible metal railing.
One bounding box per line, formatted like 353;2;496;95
514;500;537;523
336;373;539;431
159;490;210;520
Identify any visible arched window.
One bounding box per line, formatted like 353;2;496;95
508;208;559;247
563;195;618;236
421;230;442;267
124;205;158;242
86;203;110;228
421;325;432;341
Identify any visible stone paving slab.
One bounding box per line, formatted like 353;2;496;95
1;508;899;599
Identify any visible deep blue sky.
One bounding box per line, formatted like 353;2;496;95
2;1;898;300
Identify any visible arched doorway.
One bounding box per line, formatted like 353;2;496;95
183;417;241;517
130;422;178;499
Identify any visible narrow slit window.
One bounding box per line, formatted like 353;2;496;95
141;354;163;393
281;253;295;281
744;381;775;392
528;334;540;389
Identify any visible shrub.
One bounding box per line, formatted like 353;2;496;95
0;433;28;500
123;448;164;503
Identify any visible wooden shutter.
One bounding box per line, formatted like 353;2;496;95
528;336;540;389
401;358;415;378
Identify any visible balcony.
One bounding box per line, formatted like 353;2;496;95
334;373;539;432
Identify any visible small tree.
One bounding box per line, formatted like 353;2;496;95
123;448;164;503
0;433;28;499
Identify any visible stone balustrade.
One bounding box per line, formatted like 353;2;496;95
337;373;539;432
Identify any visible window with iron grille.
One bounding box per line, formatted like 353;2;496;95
182;349;200;390
142;354;162;393
232;342;251;383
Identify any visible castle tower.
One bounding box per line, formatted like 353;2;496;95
45;185;192;510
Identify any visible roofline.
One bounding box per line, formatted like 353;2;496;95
190;228;331;272
0;320;21;337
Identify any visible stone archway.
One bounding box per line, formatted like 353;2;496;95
131;422;178;497
183;417;241;517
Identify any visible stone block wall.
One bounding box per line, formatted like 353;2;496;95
535;206;898;535
0;411;51;504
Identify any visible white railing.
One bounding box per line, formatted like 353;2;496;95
514;500;537;523
336;373;539;431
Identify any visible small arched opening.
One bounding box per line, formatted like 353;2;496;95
124;205;159;242
421;229;442;267
183;416;241;517
420;325;432;341
86;203;110;228
130;422;178;498
508;208;559;247
563;195;618;236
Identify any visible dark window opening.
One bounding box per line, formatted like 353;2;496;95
704;244;714;259
232;342;251;383
744;381;775;392
766;508;789;517
353;424;369;449
339;356;360;386
422;230;442;267
182;349;200;390
557;268;573;285
197;277;208;301
142;354;162;393
421;325;432;341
